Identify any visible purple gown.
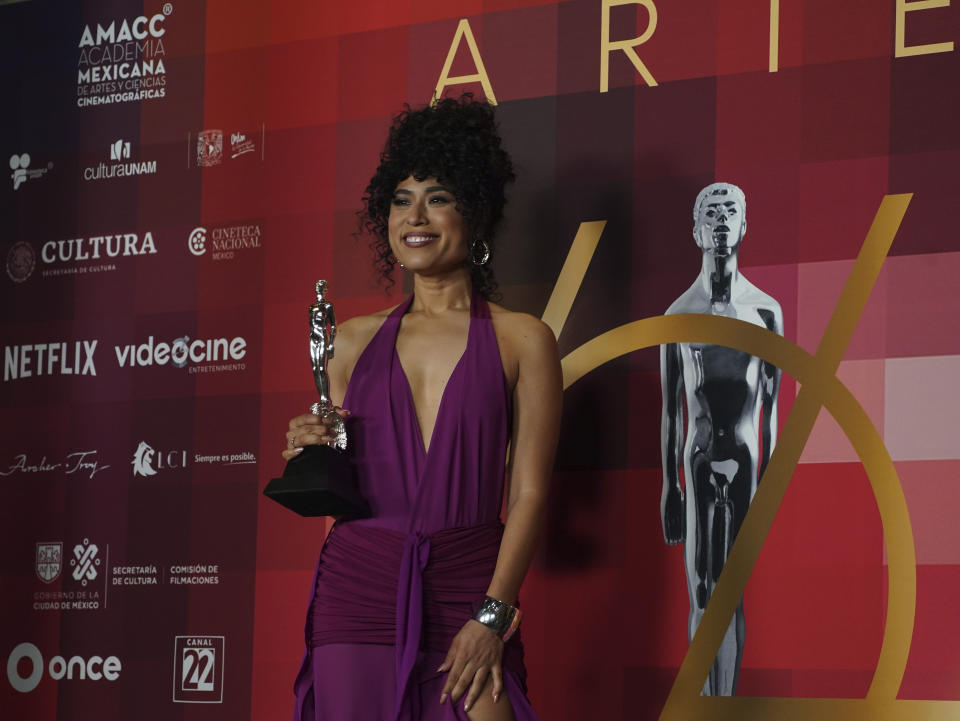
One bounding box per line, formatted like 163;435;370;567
293;291;540;721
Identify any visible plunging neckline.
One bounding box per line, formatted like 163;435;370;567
393;296;473;458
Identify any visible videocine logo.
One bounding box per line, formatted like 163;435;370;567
6;642;121;693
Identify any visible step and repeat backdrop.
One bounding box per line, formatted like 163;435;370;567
2;0;960;719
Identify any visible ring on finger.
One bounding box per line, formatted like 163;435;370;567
287;434;296;448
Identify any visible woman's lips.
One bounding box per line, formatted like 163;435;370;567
402;234;437;247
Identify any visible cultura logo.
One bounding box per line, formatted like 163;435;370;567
5;241;36;283
84;141;157;181
109;139;131;161
6;642;121;693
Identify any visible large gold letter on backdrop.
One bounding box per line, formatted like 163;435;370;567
600;0;659;92
769;0;780;72
895;0;955;57
433;18;497;105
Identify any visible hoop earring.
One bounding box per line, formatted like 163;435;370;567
470;239;490;266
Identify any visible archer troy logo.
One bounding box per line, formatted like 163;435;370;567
70;538;100;585
36;542;62;583
173;636;224;703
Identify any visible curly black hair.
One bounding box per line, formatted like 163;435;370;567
359;95;516;301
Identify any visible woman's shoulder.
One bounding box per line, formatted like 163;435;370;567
336;304;400;358
487;302;558;356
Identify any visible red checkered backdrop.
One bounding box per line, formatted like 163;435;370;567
2;1;960;719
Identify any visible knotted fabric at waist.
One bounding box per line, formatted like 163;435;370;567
310;521;507;651
308;520;525;720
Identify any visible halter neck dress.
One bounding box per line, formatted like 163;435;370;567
292;291;540;721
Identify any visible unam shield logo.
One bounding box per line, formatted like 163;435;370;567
197;130;222;167
173;636;224;703
6;242;36;283
35;543;62;583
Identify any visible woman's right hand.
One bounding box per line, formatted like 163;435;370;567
280;408;350;461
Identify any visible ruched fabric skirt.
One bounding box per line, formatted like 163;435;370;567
292;522;539;721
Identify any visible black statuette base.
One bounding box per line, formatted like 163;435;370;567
263;445;370;518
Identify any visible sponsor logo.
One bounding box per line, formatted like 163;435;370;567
110;139;130;161
35;543;62;583
6;232;158;283
188;227;206;255
230;132;255;158
6;642;121;693
0;451;110;479
194;451;256;466
6;241;36;282
76;5;171;108
188;224;262;261
173;636;224;703
115;334;248;373
168;564;220;586
197;130;222;167
31;537;109;611
190;124;264;167
84;140;157;181
111;564;159;586
70;538;101;586
10;153;52;191
132;441;188;477
3;331;250;381
3;341;98;380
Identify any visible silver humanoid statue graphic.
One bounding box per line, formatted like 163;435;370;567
660;183;783;696
309;279;347;450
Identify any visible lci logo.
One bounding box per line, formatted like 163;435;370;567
132;441;188;477
173;636;224;703
6;642;121;693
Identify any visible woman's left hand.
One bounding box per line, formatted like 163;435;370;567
438;619;504;711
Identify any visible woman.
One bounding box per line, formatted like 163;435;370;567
282;96;561;721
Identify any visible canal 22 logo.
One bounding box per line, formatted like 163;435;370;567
172;636;224;703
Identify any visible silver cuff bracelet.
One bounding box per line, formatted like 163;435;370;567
473;596;522;642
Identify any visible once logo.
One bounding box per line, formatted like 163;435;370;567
188;227;207;256
173;636;224;703
6;642;121;693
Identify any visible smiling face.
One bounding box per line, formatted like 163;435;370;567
388;175;469;275
694;193;745;256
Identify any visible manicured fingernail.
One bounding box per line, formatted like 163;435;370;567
292;447;303;455
464;700;471;711
439;693;448;705
493;692;500;703
436;665;443;672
